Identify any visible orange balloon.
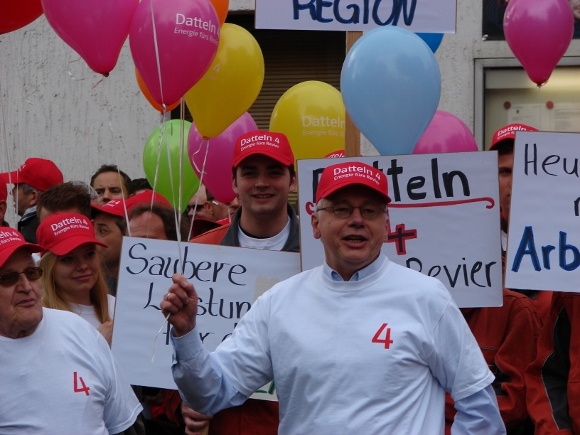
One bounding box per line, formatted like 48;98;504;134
135;69;180;113
210;0;229;25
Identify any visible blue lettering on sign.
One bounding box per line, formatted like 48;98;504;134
511;226;580;272
292;0;417;26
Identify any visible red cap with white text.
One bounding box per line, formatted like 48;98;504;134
91;190;171;218
489;123;538;151
232;130;294;168
0;228;42;268
315;162;390;203
36;213;107;255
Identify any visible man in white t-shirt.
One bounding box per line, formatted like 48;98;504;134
0;227;143;434
161;161;506;434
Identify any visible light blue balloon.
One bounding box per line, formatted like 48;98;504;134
416;33;444;53
341;27;441;156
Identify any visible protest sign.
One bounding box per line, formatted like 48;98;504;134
112;237;301;393
298;154;502;308
506;131;580;292
255;0;457;33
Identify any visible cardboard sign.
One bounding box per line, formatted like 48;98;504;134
112;237;301;392
506;131;580;292
255;0;457;33
298;154;503;308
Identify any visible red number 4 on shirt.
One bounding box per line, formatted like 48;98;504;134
74;371;90;396
372;323;393;349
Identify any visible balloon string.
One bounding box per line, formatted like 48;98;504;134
186;138;210;240
149;0;165;105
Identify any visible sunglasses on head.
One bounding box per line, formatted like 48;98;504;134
0;267;43;287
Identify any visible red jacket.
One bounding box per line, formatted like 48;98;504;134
445;289;541;432
526;292;580;434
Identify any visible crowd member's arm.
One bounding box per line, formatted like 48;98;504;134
492;299;541;427
526;293;573;433
181;404;212;435
161;274;272;416
452;385;505;434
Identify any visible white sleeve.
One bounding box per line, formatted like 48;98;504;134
172;295;273;415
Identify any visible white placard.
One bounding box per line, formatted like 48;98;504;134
298;154;502;308
112;237;301;393
506;131;580;292
255;0;457;33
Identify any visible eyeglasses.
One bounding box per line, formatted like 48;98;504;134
0;267;43;287
316;204;386;220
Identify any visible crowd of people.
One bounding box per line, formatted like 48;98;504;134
0;125;578;434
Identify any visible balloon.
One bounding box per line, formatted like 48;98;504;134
416;33;444;53
0;0;43;34
188;112;257;203
130;0;220;106
184;23;264;138
211;0;229;25
413;110;478;154
504;0;574;86
41;0;138;76
135;69;180;113
341;27;441;156
269;81;345;163
143;120;200;213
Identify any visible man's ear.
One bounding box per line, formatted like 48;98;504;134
28;189;40;206
311;212;321;240
289;173;297;193
0;201;6;221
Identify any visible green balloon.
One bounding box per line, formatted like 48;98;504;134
143;120;200;214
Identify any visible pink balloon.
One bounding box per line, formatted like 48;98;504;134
130;0;220;106
41;0;138;76
504;0;574;86
413;110;478;154
188;112;257;203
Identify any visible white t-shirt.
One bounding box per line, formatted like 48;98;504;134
69;294;116;329
172;255;494;435
237;216;291;251
0;308;142;434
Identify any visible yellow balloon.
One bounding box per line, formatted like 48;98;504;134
269;81;345;164
184;23;264;139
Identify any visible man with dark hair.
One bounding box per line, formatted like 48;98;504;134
37;181;93;221
128;203;189;242
174;130;299;435
90;164;132;206
0;157;63;242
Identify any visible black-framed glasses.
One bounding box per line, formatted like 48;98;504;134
316;204;386;220
0;267;43;287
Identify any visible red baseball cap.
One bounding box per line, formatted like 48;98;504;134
489;123;538;151
91;190;171;218
0;158;63;192
36;212;107;255
0;228;42;268
232;130;294;168
316;162;390;203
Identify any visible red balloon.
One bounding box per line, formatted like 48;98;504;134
504;0;574;86
413;110;478;154
0;0;43;34
42;0;138;76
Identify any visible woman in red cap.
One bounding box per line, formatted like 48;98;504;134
36;212;114;344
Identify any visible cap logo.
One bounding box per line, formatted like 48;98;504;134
333;164;381;186
0;232;21;246
239;133;280;151
496;125;529;141
50;216;91;236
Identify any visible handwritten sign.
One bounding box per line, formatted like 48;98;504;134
111;237;301;391
255;0;457;33
298;154;503;308
506;132;580;292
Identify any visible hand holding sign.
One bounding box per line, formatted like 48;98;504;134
160;274;199;337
